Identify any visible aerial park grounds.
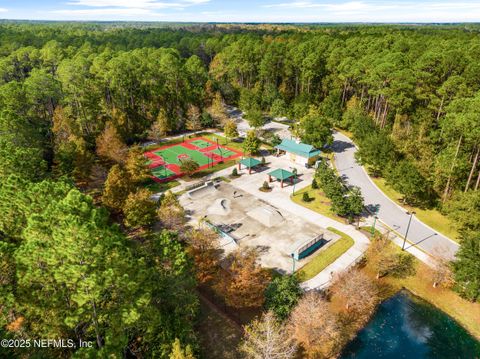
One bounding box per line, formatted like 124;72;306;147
144;137;242;182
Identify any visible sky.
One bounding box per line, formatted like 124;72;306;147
1;0;480;23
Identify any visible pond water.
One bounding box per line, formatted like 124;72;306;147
341;290;480;359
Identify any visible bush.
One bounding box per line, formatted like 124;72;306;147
311;178;318;189
262;181;270;190
302;192;310;202
231;167;239;177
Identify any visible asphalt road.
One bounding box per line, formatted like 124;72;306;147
332;131;459;260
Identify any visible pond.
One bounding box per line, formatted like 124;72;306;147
341;290;480;359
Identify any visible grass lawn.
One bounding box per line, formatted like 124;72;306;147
188;160;238;180
297;227;354;281
361;247;480;340
360;225;382;238
202;133;244;151
291;185;345;222
370;176;460;242
144;179;180;193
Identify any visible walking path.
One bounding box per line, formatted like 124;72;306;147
226;157;370;290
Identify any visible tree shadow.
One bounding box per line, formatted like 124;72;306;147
331;140;355;153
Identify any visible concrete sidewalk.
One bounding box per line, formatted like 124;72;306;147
227;159;371;290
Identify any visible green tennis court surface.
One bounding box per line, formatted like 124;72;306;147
190;139;212;149
211;148;236;157
154;145;210;166
152;166;176;179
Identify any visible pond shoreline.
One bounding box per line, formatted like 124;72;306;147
340;289;480;358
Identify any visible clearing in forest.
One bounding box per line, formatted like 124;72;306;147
145;137;242;182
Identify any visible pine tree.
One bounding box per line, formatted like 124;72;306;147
125;145;150;184
123;189;157;229
103;164;134;212
453;231;480;302
96;122;128;164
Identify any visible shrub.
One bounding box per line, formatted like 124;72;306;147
311;178;318;189
302;192;310;202
262;181;270;190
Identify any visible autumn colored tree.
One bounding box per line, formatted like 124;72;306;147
185;228;221;284
289;291;340;358
219;248;271;308
125;145;150;184
209;92;227;125
96;122;128;164
157;191;186;230
186;105;202;134
149;110;170;140
123;188;157;229
240;311;297;359
224;119;239;142
102;164;134;212
331;269;378;314
431;257;454;289
169;338;195;359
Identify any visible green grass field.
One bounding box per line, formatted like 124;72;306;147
297;227;354;281
291;186;345;222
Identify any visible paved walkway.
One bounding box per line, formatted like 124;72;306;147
332;131;459;260
226;156;371;290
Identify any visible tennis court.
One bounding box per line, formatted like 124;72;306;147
189;139;212;149
145;137;242;182
153;146;210;166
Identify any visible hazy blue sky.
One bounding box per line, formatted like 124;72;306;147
1;0;480;22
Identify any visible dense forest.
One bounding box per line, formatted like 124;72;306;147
0;22;479;358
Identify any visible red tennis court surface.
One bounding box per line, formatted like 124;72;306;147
145;137;243;182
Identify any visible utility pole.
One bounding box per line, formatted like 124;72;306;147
402;211;416;251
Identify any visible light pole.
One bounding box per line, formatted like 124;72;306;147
371;215;378;236
402;211;416;251
291;253;296;274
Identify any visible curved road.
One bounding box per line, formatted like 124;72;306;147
332;131;459;260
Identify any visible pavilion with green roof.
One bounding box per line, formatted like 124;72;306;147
268;168;295;188
238;157;262;174
275;138;321;166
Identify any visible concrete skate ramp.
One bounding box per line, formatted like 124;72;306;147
246;206;284;227
207;198;231;216
187;182;217;199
